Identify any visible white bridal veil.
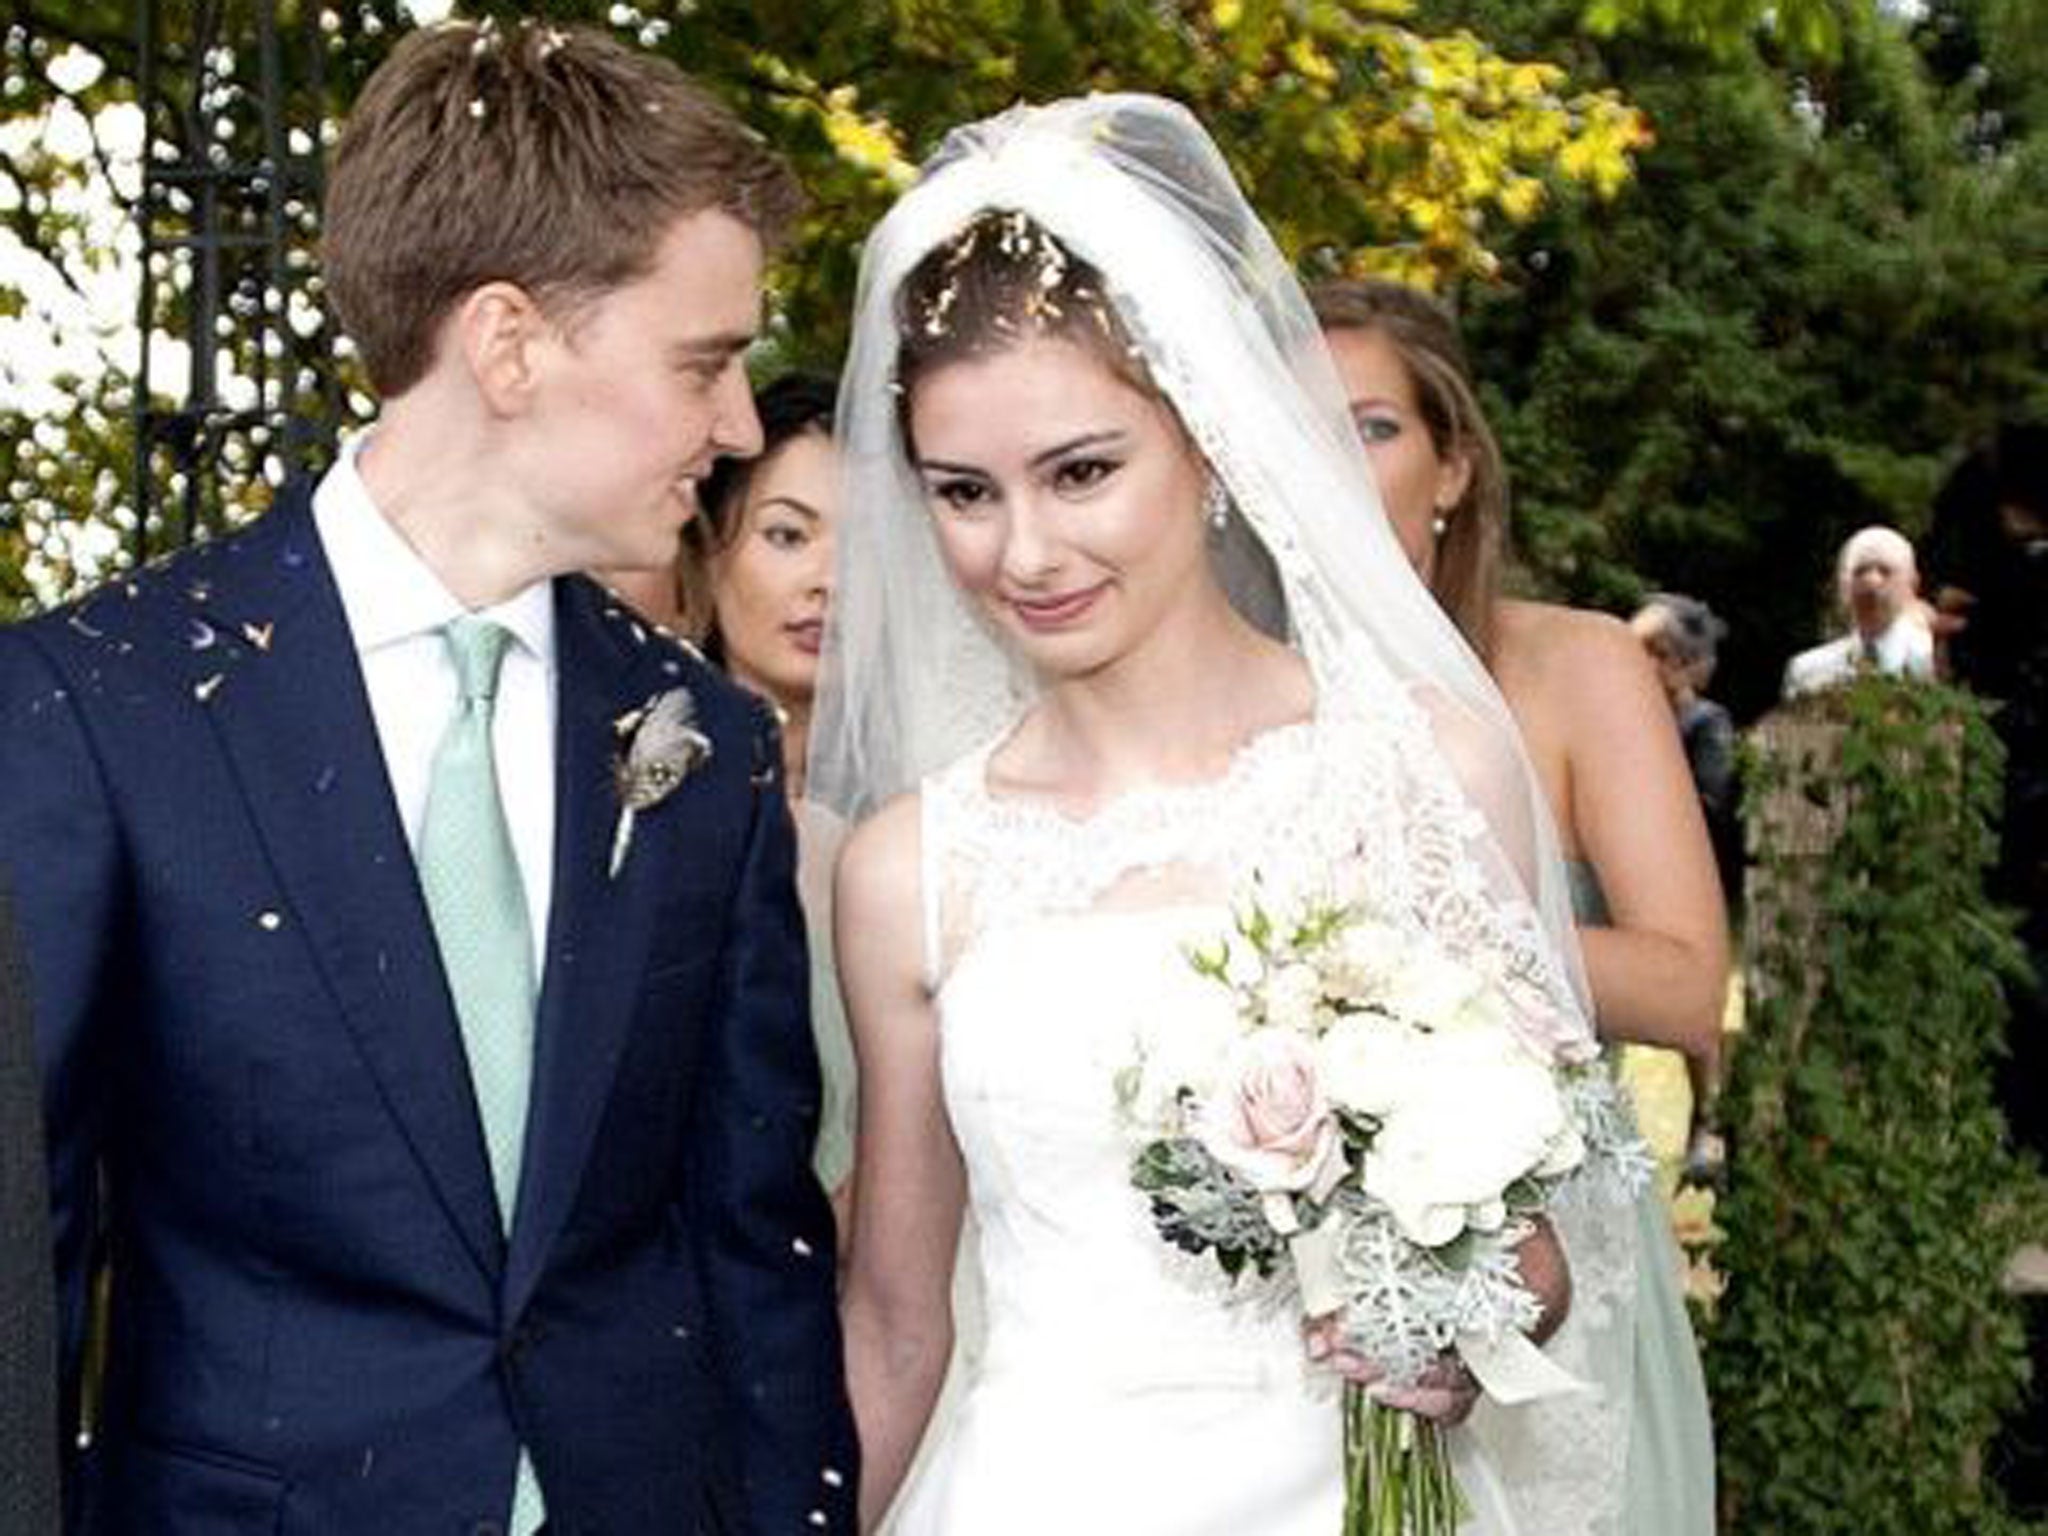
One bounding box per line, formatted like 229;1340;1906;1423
809;94;1640;1535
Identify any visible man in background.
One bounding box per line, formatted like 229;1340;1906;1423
1632;592;1740;904
1782;524;1935;699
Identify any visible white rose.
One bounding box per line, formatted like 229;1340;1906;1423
1264;960;1326;1035
1315;1013;1420;1118
1382;947;1501;1035
1124;970;1244;1128
1360;1027;1583;1248
1327;918;1407;998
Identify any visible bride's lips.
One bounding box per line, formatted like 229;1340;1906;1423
1007;582;1108;632
785;618;825;656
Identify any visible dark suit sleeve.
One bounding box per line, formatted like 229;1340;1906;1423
685;707;858;1533
0;630;123;1466
0;877;59;1533
1684;703;1737;823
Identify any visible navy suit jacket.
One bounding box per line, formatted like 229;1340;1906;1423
0;879;59;1534
0;483;856;1533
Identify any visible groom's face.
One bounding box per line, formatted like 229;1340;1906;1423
517;207;767;573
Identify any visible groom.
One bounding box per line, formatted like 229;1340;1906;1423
0;880;57;1536
0;21;854;1534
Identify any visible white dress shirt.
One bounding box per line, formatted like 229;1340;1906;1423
313;439;558;978
1781;614;1934;701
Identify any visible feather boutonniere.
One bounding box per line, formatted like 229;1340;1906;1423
608;687;712;877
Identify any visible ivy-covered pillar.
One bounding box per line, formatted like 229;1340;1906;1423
1709;675;2045;1533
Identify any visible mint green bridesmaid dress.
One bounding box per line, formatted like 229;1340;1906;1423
1569;861;1716;1536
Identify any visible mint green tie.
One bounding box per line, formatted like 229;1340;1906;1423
417;617;546;1534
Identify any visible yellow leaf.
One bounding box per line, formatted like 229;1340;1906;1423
1497;176;1544;222
821;103;916;188
1286;35;1338;87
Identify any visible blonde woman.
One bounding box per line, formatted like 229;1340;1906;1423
1314;276;1721;1536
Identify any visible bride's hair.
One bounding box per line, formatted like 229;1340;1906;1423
893;209;1153;442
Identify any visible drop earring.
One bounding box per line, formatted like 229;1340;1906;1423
1430;511;1449;540
1204;480;1231;533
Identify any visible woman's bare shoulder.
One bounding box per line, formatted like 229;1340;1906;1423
1495;598;1637;669
835;790;924;913
1493;599;1660;734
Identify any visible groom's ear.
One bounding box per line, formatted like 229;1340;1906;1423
454;281;548;417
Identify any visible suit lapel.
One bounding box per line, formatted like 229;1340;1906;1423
193;505;697;1312
191;488;506;1285
504;580;682;1318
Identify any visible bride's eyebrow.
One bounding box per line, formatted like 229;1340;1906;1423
1032;430;1130;466
1027;430;1129;469
916;430;1130;479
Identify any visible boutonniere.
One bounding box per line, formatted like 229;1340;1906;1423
608;687;712;877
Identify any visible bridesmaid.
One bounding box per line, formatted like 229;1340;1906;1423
603;373;855;1220
1311;277;1724;1535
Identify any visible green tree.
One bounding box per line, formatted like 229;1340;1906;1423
1426;0;2048;717
0;0;1989;641
1582;0;1855;58
463;0;1654;354
1711;681;2044;1532
0;2;422;612
1;0;1657;612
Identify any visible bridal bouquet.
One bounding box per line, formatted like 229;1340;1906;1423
1116;891;1645;1536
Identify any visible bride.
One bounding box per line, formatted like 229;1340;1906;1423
817;96;1641;1534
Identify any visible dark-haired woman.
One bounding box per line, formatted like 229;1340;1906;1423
827;97;1634;1535
604;372;854;1207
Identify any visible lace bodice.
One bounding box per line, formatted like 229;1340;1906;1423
891;713;1349;1535
923;711;1332;984
893;690;1634;1536
920;672;1582;1063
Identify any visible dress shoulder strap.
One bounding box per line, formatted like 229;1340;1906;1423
914;738;1005;995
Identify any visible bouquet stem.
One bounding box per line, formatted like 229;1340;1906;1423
1342;1383;1465;1535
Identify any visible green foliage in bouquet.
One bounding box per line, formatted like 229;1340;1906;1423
1708;676;2048;1534
1130;1135;1288;1279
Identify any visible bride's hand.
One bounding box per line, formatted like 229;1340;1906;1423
1303;1319;1482;1426
1364;1354;1482;1426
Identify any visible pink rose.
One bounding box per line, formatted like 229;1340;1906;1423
1198;1030;1345;1229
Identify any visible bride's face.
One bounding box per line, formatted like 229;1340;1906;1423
907;334;1213;677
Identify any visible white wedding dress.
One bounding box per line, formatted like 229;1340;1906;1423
884;699;1599;1535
